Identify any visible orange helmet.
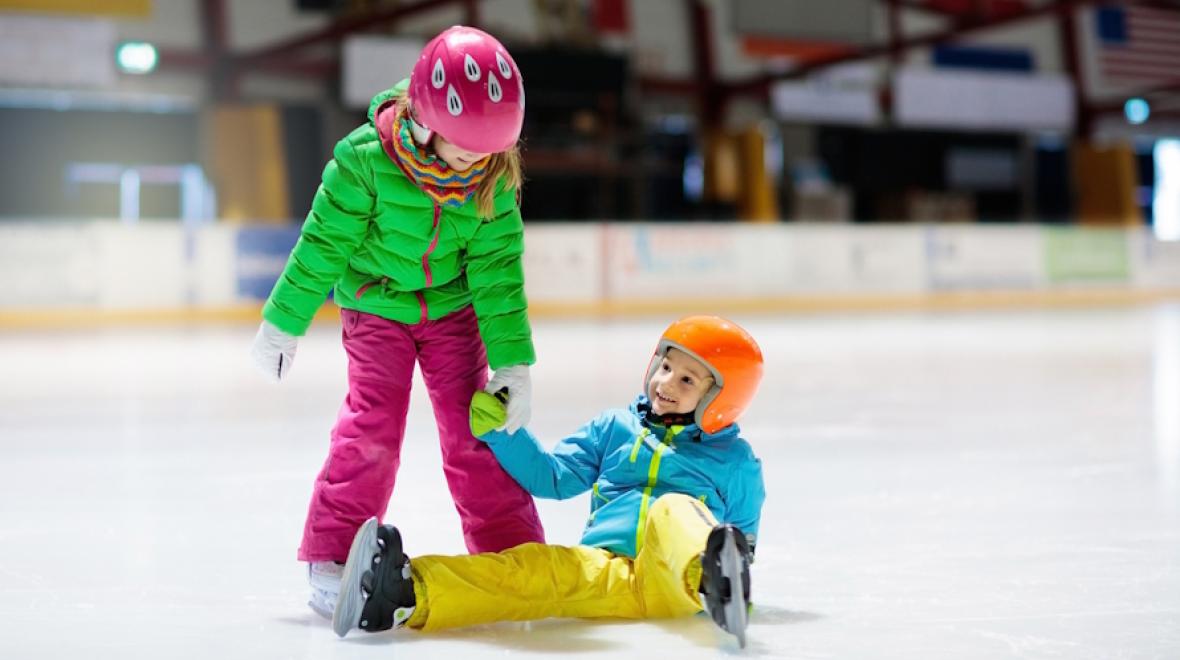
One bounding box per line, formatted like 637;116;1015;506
644;315;764;434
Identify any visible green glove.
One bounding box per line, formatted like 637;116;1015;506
470;389;508;437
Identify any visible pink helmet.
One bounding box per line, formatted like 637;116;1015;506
408;26;525;154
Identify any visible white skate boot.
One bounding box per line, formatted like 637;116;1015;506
308;560;343;619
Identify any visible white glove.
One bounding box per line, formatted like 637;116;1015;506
251;320;298;383
485;364;532;433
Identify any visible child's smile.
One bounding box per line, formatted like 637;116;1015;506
648;347;713;416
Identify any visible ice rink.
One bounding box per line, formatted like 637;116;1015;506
2;304;1178;660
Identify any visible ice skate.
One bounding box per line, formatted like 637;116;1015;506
332;517;416;638
700;524;752;648
308;560;343;619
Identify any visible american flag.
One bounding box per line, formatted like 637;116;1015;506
1094;4;1180;89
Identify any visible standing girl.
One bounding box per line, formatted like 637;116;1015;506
249;26;544;617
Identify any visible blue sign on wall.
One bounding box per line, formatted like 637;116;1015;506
235;227;301;300
933;45;1034;72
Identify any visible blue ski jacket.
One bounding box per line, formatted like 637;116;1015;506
477;395;765;559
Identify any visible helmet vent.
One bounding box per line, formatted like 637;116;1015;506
488;74;502;102
496;52;512;79
431;58;446;89
446;84;463;116
464;54;481;82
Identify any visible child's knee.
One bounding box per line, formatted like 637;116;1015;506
651;492;713;523
651;492;694;515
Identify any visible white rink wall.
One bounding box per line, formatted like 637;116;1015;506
1;221;1179;315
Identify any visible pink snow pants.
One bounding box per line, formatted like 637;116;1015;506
297;306;545;562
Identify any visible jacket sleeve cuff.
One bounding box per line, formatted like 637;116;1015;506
486;339;536;371
261;299;312;337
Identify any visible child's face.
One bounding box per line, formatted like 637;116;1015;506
648;348;714;417
432;133;490;172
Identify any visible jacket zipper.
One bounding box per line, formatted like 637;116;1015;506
630;425;683;553
416;203;442;324
423;203;441;288
635;441;668;553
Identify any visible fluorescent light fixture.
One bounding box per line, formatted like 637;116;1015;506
1155;139;1180;241
116;41;158;75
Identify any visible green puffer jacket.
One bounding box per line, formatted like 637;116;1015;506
261;80;534;369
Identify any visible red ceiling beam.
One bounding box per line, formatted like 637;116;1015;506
232;0;464;70
688;0;722;128
159;49;338;78
722;0;1106;98
1127;0;1180;11
463;0;481;27
1058;1;1091;136
641;3;724;118
897;0;965;17
157;49;214;71
160;0;464;83
887;0;904;65
640;1;1100;98
254;57;340;78
201;0;229;54
638;76;703;96
201;0;237;99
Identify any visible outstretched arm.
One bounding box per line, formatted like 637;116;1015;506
263;134;374;336
464;187;534;370
470;391;604;500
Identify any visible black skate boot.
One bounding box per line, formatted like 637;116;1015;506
699;524;752;648
332;517;417;638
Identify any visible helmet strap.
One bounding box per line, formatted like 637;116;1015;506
651;410;695;427
639;399;695;429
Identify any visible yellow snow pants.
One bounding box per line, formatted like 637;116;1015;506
404;493;717;631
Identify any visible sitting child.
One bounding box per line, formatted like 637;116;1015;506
332;315;766;646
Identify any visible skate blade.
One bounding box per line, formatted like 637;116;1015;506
332;517;380;638
718;530;749;648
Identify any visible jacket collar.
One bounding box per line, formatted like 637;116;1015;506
629;395;740;443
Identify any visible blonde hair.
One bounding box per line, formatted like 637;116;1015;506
394;96;522;220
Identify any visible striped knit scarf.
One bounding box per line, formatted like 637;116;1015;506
389;116;490;208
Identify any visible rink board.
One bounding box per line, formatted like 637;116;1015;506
0;222;1178;320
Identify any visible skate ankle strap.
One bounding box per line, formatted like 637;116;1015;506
392;606;415;628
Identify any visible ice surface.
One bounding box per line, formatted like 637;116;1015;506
1;305;1177;659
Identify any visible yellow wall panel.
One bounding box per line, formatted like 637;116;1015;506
0;0;150;17
703;129;740;204
205;105;291;223
736;125;779;222
1073;141;1142;227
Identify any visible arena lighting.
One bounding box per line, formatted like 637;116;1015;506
1125;97;1150;125
1154;139;1180;241
116;41;158;75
